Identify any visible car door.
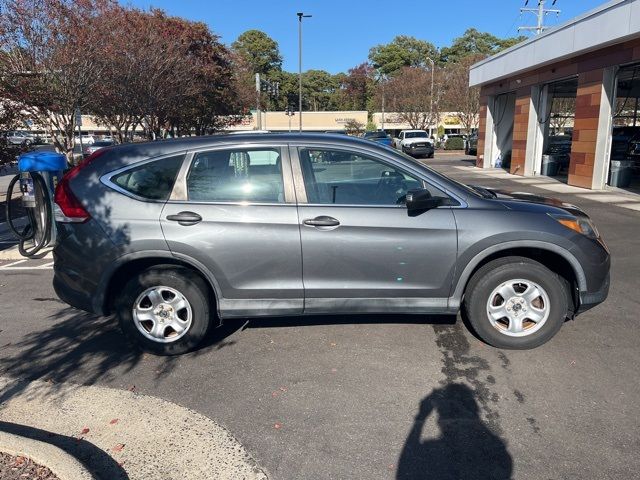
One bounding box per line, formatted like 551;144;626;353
161;143;303;318
291;144;458;314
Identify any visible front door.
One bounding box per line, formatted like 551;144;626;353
161;144;303;317
292;146;458;314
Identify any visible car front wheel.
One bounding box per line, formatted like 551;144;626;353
116;266;213;355
464;257;569;349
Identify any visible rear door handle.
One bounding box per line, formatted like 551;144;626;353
303;216;340;227
166;211;202;226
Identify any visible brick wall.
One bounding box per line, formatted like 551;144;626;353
568;70;604;188
510;88;531;176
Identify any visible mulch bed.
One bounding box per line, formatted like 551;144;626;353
0;452;60;480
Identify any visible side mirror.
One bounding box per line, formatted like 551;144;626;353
406;189;446;215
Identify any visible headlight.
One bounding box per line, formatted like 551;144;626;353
549;213;600;239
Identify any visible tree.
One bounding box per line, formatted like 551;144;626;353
340;63;374;111
369;36;438;76
441;55;483;134
302;70;340;111
378;66;443;131
343;118;364;136
0;0;116;162
0;99;26;166
231;30;282;75
439;28;525;64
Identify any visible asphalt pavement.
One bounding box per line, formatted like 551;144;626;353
0;155;638;479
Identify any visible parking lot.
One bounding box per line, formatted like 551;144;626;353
1;154;639;479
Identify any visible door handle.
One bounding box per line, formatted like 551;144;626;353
166;211;202;226
303;216;340;227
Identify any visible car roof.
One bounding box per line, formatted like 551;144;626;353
89;132;390;175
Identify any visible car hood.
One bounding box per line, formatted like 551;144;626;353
403;138;432;145
471;186;586;217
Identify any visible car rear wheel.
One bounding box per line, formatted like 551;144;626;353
463;256;569;349
116;266;213;355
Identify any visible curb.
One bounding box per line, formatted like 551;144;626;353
0;431;94;480
0;376;269;480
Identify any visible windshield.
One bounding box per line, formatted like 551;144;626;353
364;132;387;138
405;131;428;139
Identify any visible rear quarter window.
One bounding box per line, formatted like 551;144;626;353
112;155;184;200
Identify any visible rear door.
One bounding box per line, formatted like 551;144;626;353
160;143;303;318
291;144;458;314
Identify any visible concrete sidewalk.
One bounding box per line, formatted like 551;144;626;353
0;376;268;480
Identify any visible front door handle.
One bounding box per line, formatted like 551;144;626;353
166;211;202;226
303;216;340;228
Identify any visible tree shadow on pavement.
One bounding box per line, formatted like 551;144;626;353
396;383;513;480
0;421;129;480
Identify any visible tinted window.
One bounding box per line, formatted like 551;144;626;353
299;148;429;205
405;132;428;139
187;148;284;203
364;132;388;139
112;155;184;200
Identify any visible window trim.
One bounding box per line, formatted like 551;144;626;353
290;144;463;208
101;152;189;203
170;143;295;205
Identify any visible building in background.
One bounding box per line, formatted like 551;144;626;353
470;0;640;191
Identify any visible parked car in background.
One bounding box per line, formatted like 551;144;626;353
466;134;478;156
362;130;393;147
545;135;572;170
83;140;115;157
611;126;640;160
53;133;609;355
2;130;35;146
393;130;435;158
74;134;96;145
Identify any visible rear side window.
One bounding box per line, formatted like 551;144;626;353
112;155;184;200
186;148;284;203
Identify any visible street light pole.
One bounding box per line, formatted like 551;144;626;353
426;57;435;137
297;12;311;133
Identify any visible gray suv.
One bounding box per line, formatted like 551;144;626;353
53;133;610;355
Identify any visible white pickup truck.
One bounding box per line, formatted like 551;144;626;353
393;130;435;158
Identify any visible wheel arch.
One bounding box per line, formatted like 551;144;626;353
97;251;221;316
451;241;585;311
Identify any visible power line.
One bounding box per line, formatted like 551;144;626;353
518;0;561;35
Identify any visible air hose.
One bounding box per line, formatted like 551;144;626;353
5;172;52;257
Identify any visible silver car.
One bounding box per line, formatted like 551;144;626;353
53;134;610;355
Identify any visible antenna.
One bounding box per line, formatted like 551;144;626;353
518;0;561;35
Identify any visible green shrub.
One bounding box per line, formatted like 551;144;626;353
445;137;465;150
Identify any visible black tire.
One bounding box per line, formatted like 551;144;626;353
116;266;213;355
463;256;569;350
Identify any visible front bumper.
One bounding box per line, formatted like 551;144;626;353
404;145;434;156
577;270;610;313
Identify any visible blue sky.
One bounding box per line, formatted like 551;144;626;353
126;0;607;73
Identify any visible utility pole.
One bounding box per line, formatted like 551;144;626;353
426;57;435;137
297;12;311;132
518;0;561;35
255;73;261;130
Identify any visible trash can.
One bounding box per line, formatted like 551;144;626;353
540;155;560;176
609;159;634;188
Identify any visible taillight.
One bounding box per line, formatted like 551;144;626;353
54;150;105;223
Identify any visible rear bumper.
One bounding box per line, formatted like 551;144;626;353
53;265;98;314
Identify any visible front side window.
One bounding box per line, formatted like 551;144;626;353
112;155;184;200
187;148;284;203
298;148;426;205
